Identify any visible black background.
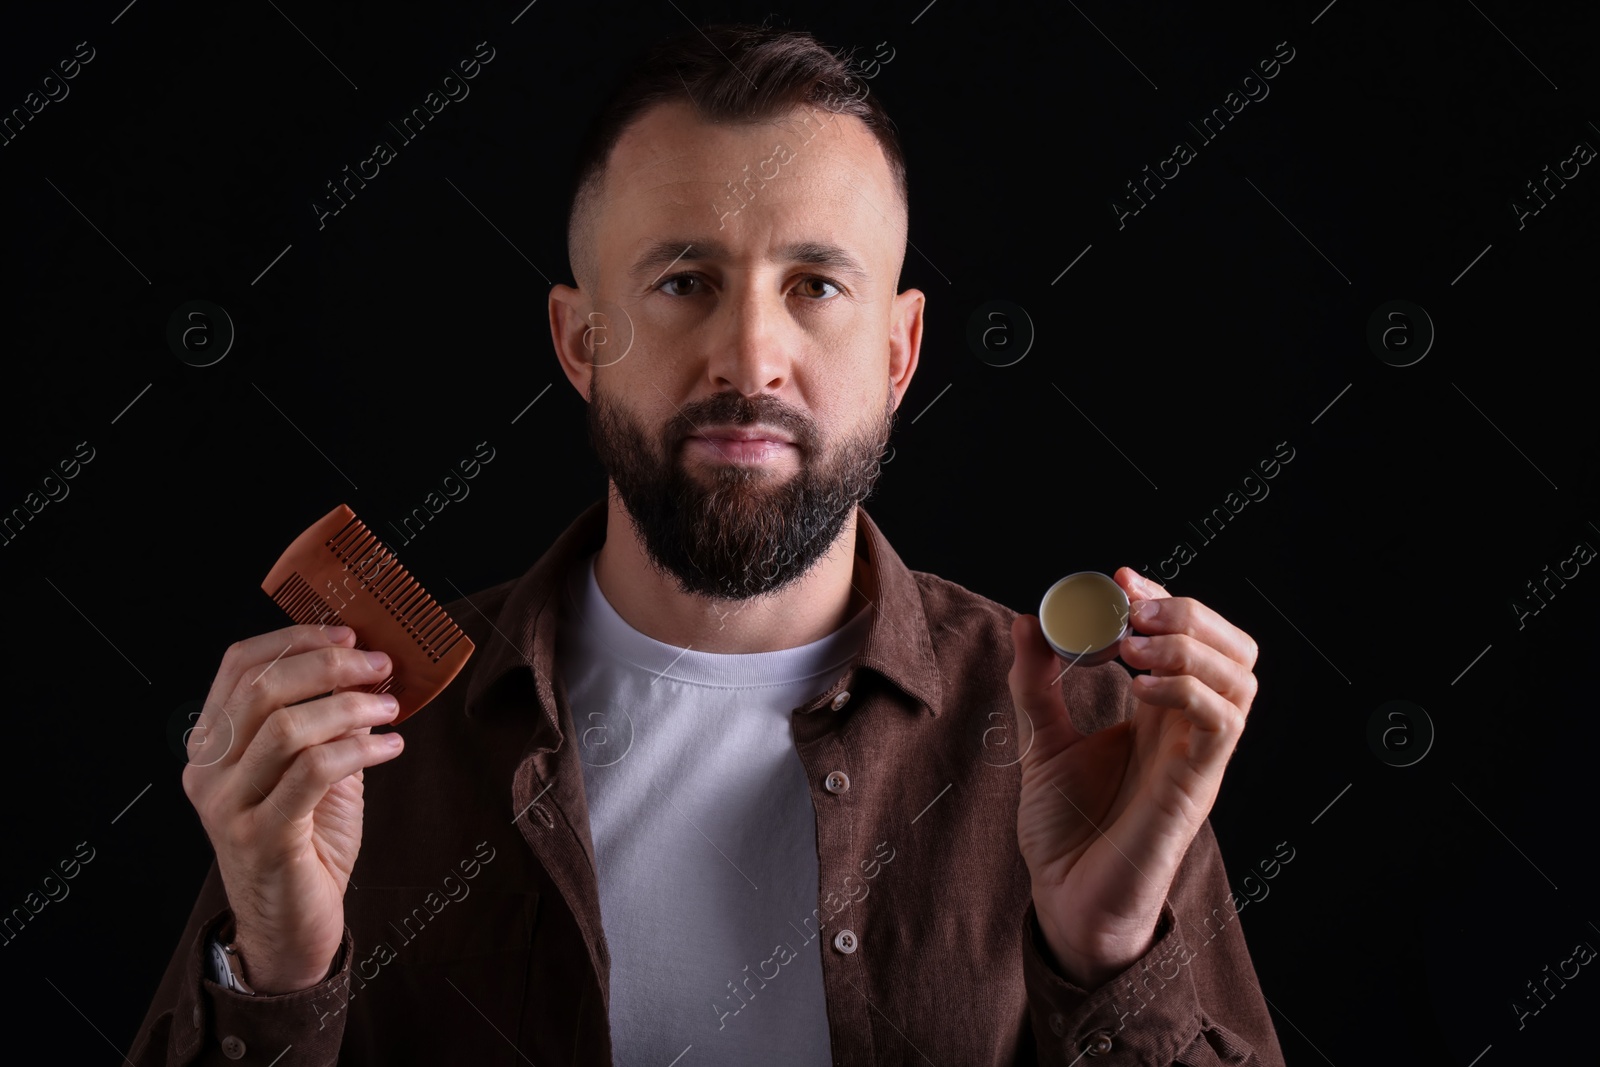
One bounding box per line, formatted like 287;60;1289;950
2;0;1598;1063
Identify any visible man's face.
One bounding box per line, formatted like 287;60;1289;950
562;98;922;601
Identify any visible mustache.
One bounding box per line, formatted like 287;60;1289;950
668;393;818;455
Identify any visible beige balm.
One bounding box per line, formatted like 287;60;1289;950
1038;571;1131;667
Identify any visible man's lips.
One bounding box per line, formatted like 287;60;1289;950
683;427;797;463
688;423;795;444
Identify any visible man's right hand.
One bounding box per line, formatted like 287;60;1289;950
182;624;404;994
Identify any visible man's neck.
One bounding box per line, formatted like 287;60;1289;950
591;487;870;654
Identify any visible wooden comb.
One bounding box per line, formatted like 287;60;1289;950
261;503;475;724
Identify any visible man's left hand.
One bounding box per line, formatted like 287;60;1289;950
1007;567;1260;988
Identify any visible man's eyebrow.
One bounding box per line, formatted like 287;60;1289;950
627;238;872;285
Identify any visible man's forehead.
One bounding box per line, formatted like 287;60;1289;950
596;99;900;258
624;235;873;287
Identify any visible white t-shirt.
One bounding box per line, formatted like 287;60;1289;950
561;553;871;1065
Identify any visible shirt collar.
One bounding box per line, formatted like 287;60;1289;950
462;497;944;732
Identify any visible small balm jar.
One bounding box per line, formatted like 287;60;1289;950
1038;571;1131;667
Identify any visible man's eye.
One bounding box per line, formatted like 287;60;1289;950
658;274;701;296
797;277;841;299
654;275;841;299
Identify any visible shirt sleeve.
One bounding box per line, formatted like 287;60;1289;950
1016;819;1287;1067
126;857;356;1066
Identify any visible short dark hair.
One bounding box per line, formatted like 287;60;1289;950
564;21;909;291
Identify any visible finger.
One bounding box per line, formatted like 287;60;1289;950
1126;673;1245;770
1124;593;1258;671
262;731;405;826
1115;566;1169;602
1008;615;1085;752
222;691;402;814
191;625;358;764
1120;631;1258;710
208;645;393;772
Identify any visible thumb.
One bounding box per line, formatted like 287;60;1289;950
1009;614;1086;756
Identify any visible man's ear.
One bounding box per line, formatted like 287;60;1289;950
888;288;925;412
549;283;594;402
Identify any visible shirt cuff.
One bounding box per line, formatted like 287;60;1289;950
1021;899;1205;1065
168;906;355;1066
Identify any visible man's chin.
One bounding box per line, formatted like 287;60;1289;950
677;453;801;488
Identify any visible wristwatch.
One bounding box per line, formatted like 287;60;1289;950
207;932;256;996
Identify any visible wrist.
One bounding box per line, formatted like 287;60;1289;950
227;921;340;994
1035;911;1160;990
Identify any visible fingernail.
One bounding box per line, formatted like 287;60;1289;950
326;625;352;641
365;650;390;671
378;693;399;713
1133;599;1159;620
1126;634;1150;649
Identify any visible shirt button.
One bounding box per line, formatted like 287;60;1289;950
220;1035;247;1059
1049;1012;1066;1037
830;690;851;711
1082;1028;1114;1056
824;771;850;794
832;929;858;954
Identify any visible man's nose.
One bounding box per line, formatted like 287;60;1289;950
703;280;793;395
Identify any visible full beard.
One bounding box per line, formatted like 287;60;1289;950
587;380;894;601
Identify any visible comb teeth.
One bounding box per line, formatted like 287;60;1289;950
271;573;350;630
261;504;476;725
318;515;467;663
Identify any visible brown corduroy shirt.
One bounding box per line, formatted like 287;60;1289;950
130;498;1287;1066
